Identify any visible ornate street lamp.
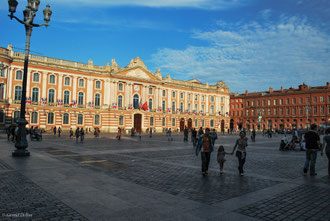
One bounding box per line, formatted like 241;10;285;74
8;0;52;157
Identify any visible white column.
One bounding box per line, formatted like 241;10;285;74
206;95;209;113
7;67;13;101
129;83;133;104
104;80;110;105
125;83;129;107
26;70;32;97
72;76;77;100
155;87;159;108
42;72;48;99
86;77;93;103
57;73;63;100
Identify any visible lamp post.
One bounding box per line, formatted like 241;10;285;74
304;106;311;130
8;0;52;157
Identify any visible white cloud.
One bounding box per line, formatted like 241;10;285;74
151;17;330;93
51;0;250;10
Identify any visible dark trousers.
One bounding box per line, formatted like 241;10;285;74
236;151;246;173
201;152;211;173
304;149;317;174
326;152;330;176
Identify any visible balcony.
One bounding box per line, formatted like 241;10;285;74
94;105;100;109
48;102;56;106
64;104;70;107
77;104;86;108
31;101;39;105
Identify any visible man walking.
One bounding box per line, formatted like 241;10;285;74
196;128;214;176
303;124;321;176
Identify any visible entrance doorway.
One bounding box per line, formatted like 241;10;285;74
221;120;225;132
188;118;192;129
230;119;234;131
180;118;185;131
134;114;142;132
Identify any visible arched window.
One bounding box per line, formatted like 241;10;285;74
49;75;55;84
119;115;124;125
78;79;84;87
210;120;214;128
48;89;55;103
162;100;166;112
64;77;70;86
14;86;22;101
47;112;54;124
188;103;191;112
16;70;22;80
0;83;4;100
118;83;123;91
77;114;83;125
148;98;153;111
63;91;70;105
94;114;100;125
118;95;123;108
32;88;39;102
63;113;69;125
172;102;176;113
133;94;139;109
33;73;40;82
95;93;100;106
0;109;4;123
180;102;183;112
162;117;166;127
31;111;38;124
95;81;101;89
78;92;84;105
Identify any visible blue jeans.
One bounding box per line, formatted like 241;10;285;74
304;149;317;174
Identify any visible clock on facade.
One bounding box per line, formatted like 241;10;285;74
134;85;140;91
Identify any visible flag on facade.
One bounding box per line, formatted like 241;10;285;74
26;97;31;104
41;98;47;105
57;99;63;106
88;102;94;108
112;103;117;109
168;108;171;113
157;106;162;112
226;112;229;116
141;102;148;111
70;100;76;107
185;109;189;114
128;104;133;110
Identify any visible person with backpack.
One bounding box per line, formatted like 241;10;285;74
303;124;321;176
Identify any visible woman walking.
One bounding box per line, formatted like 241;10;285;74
231;131;248;176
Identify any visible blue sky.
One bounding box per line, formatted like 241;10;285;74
0;0;329;93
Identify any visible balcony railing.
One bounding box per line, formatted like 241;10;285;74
94;105;100;109
64;104;70;107
77;104;86;108
14;100;21;104
48;102;56;106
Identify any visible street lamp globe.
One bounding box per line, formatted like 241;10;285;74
29;0;40;12
8;0;18;16
43;4;52;23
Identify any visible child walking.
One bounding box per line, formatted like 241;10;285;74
217;145;232;174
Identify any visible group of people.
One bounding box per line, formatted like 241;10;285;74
195;128;248;176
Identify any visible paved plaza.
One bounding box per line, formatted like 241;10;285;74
0;132;329;221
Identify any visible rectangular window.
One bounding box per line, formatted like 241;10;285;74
299;107;303;115
202;120;205;127
94;115;100;125
162;100;166;112
267;100;270;106
195;104;198;112
274;109;277;115
150;117;154;126
313;106;317;114
286;98;289;105
119;115;124;126
210;96;214;102
63;113;69;125
202;96;205;102
172;118;175;127
313;96;317;103
162;118;166;127
78;79;84;88
320;106;324;114
251;101;254;106
280;108;283;115
47;113;54;124
257;100;260;106
274;100;277;105
279;99;283;105
210;120;214;128
172;91;176;98
188;94;191;100
195;95;198;101
162;90;166;97
246;110;249;116
292;98;296;104
306;97;310;103
77;114;83;125
299;98;303;104
195;119;198;127
221;97;224;103
320;96;324;102
64;77;70;86
180;103;183;111
180;93;184;99
292;107;296;115
246;101;249;107
149;88;153;95
286;108;289;115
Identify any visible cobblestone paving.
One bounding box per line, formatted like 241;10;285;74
0;171;88;221
235;184;330;221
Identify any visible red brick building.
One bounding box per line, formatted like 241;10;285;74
230;83;330;131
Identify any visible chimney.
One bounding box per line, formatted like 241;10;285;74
245;90;248;95
269;87;273;93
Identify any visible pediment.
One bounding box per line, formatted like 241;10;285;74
116;67;159;81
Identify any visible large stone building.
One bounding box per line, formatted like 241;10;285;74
0;45;230;132
230;84;330;131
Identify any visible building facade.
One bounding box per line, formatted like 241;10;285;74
230;84;330;131
0;45;230;132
